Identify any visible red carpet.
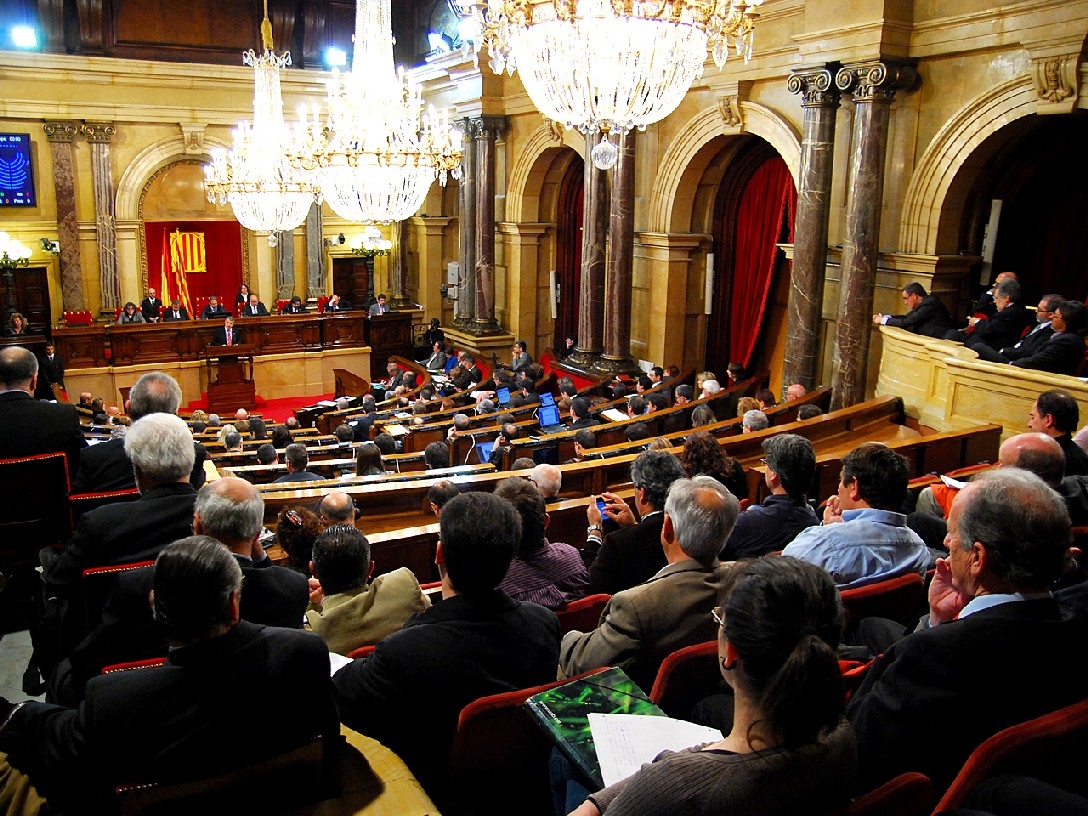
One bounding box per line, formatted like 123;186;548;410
185;392;333;424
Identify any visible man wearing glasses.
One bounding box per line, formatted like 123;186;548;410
872;281;954;338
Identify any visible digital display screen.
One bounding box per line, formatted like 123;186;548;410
0;133;36;206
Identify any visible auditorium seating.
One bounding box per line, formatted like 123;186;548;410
0;451;71;571
648;640;720;720
829;772;933;816
62;310;94;327
839;573;926;637
83;559;155;633
554;593;610;635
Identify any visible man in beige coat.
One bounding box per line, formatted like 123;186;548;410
559;476;739;691
306;524;430;655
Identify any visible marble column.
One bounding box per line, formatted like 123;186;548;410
82;122;119;313
305;202;324;299
43;121;85;311
455;119;478;327
596;131;639;376
275;230;294;299
830;61;916;411
783;65;841;392
473;116;506;335
390;218;414;308
566;132;610;369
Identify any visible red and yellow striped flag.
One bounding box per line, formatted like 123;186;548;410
169;230;204;316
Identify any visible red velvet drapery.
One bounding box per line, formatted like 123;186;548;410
728;158;796;367
145;221;243;311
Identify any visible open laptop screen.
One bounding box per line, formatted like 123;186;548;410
538;403;562;428
540;391;557;408
475;440;496;463
496;387;511;406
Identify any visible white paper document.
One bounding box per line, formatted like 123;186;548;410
939;474;968;489
589;713;723;788
601;408;630;423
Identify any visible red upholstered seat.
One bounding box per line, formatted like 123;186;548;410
554;592;610;635
649;639;719;719
70;487;140;529
839;572;925;633
63;309;94;326
0;452;71;570
83;558;156;634
101;657;167;674
826;772;933;816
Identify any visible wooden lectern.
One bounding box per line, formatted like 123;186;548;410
204;345;256;415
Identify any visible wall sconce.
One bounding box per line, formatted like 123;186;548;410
322;233;346;248
40;238;60;255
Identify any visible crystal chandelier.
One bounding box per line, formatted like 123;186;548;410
349;227;393;257
289;0;463;225
456;0;763;169
203;4;319;246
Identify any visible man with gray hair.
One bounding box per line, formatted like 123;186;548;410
273;442;323;483
0;345;85;469
848;469;1088;793
71;370;207;492
741;409;769;433
561;475;738;690
723;433;819;560
584;449;687;594
529;463;562;502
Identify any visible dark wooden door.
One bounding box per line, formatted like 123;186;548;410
554;156;584;353
332;257;369;308
8;266;50;333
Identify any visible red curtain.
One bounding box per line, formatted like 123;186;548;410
728;157;796;367
145;221;243;311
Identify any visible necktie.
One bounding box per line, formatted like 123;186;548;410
226;332;232;347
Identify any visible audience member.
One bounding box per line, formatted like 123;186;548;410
625;421;651;442
495;477;588;608
424;441;451;470
255;443;277;465
273;442;323;483
511;457;536;470
561;476;738;691
277;506;323;575
564;428;598;464
796;404;823;420
723;434;819;560
530;463;562;501
355;442;385;477
872;281;954;338
785;383;807;401
1008;299;1088;375
319;490;357;526
682;430;748;501
1028;388;1088;476
782;442;929;588
755;388;777;410
307;524;429;655
583;450;687;595
742;409;769;433
736;396;760;417
569;397;599;429
373;432;397;456
427;480;460;517
690;404;716;427
270;424;293;449
0;346;86;472
673;384;694;405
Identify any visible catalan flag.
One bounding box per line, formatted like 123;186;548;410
168;229;205;316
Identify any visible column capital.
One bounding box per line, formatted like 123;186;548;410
787;64;843;108
43;121;80;143
835;60;917;103
81;122;116;144
464;115;507;141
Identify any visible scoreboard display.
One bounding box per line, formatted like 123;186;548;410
0;133;36;207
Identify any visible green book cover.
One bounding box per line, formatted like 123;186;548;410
523;666;666;789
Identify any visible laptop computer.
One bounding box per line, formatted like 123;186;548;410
475;439;497;464
537;400;566;435
496;386;511;407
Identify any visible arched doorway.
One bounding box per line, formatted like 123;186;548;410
554;154;584;354
703;137;796;377
957;112;1088;306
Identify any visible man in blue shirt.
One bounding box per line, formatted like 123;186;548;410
782;441;928;588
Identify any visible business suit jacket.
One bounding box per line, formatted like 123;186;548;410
424;350;447;371
200;304;228;320
70;436;207;493
885;295;954;338
160;307;190;321
969;301;1032;350
333;590;559;793
569;416;601;430
210;325;244;346
323;299;351;313
1003;323;1053;358
241;301;270;317
139;296;160;321
1057;433;1088;477
43;483;198;593
307;567;430;655
368;302;389;317
50;554;310;705
560;557;730;692
2;621;338;811
510;351;533;373
281;303;307;314
36;351;65;388
0;390;86;472
846;598;1088;794
584;512;667;596
1010;331;1086;375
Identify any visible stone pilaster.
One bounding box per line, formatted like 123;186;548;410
783;65;841;391
830;60;917;411
472;116;506;335
456;118;478;327
305;202;324;299
82;121;119;312
410;216;454;321
595;130;639;376
566;131;610;370
390;218;416;308
275;229;294;299
43;120;85;311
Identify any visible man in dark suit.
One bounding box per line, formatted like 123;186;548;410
71;371;207;493
568;397;600;430
322;293;351;313
160;298;189;321
847;469;1088;795
1010;299;1087;376
49;477;309;705
583;450;687;595
33;342;65;401
42;413;198;595
1028;388;1088;476
452;355;483;391
333;492;560;800
0;537;337;813
210;316;243;346
139;287;161;322
241;293;270;317
960;278;1033;352
281;295;307;314
199;295;228;319
0;346;85;471
873;281;954;338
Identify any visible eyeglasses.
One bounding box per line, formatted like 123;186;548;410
711;606;725;628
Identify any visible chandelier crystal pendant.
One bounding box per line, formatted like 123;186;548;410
203;5;319;245
456;0;763;170
290;0;464;225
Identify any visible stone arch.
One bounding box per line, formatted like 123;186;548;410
899;77;1038;255
506;122;585;223
648;102;801;234
116;135;229;220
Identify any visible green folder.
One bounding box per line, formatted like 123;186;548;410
523;666;666;789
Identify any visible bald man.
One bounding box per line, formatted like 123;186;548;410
319;490;358;526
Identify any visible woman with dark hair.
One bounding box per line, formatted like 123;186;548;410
116;302;145;324
270;425;293;450
423;317;444;349
569;557;855;816
689;404;716;428
560;332;577;360
355;442;385;477
682;430;748;501
725;362;747;384
235;283;250;309
275;506;323;576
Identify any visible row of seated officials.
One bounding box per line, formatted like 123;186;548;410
7;354;1088;814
